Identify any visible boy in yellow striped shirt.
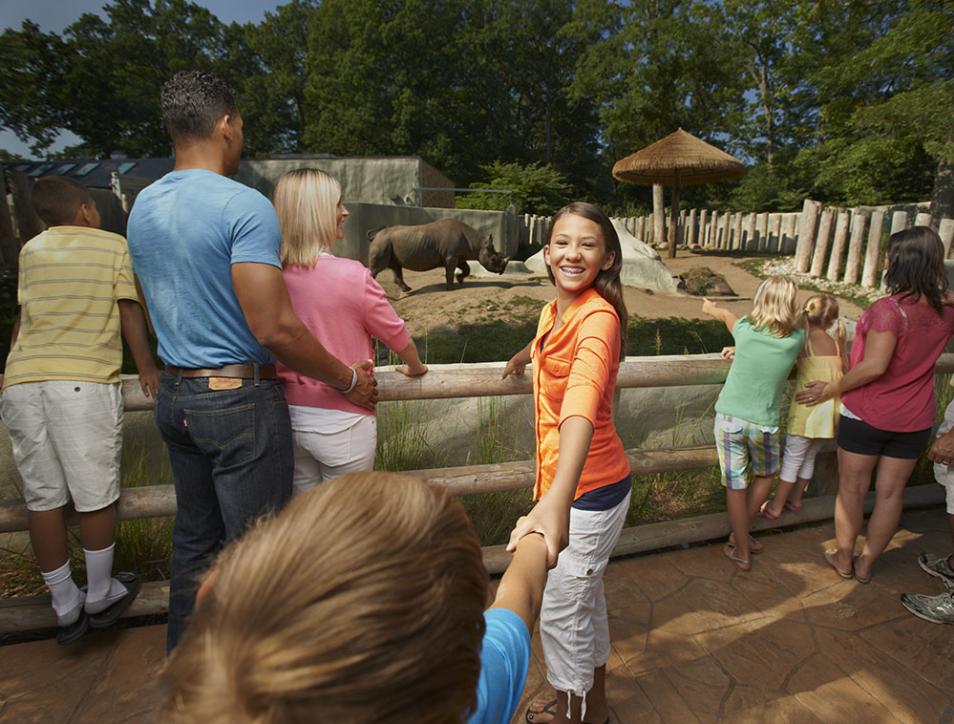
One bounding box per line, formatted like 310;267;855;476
1;176;159;644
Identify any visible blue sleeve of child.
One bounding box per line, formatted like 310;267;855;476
468;608;531;724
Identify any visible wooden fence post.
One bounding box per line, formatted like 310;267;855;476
890;210;909;235
768;213;782;253
794;199;821;272
826;210;851;281
744;212;756;251
755;212;768;251
781;214;797;254
939;217;954;258
687;208;697;247
731;213;742;251
698;209;708;248
810;208;834;277
653;185;665;248
916;211;932;227
843;211;867;284
861;210;886;287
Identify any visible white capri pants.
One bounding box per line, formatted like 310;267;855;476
779;435;825;483
541;491;630;704
933;400;954;514
292;415;377;494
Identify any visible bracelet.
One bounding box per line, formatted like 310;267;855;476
342;366;358;394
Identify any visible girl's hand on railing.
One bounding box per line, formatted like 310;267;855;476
720;346;735;360
501;357;527;379
396;363;428;377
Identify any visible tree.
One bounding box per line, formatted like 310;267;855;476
456;161;572;214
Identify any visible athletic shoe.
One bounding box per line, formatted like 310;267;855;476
900;591;954;625
917;553;954;586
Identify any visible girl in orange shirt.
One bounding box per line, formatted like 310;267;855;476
503;202;631;724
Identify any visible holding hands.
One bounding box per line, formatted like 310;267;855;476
507;494;569;569
928;430;954;467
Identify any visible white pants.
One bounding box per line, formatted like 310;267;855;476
291;415;377;494
779;435;825;483
541;491;630;702
934;400;954;514
1;381;122;512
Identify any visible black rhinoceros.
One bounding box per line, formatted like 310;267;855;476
367;219;509;292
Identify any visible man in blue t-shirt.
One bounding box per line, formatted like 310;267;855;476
127;71;377;651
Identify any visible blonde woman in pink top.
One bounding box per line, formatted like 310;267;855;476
273;169;427;492
799;227;954;583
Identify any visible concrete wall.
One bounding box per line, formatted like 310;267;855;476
236;157;455;208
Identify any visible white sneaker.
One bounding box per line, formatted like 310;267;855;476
900;591;954;624
917;553;954;585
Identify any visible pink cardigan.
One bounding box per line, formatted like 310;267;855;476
277;255;410;414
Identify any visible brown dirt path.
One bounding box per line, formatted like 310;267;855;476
378;251;866;338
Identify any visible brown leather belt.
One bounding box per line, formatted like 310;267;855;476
164;363;278;380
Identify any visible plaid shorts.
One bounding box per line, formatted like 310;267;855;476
714;413;781;490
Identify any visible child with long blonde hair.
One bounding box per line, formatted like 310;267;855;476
703;275;804;570
761;294;845;519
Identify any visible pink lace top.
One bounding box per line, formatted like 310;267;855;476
842;294;954;432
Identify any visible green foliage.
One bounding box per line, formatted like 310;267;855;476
456;161;572;215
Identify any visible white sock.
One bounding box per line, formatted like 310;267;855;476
83;543;127;613
41;560;83;624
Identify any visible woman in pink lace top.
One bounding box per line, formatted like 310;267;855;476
799;227;954;583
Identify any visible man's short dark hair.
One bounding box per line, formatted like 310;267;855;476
160;71;238;141
31;176;93;226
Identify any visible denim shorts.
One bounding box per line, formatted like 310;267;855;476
714;413;781;490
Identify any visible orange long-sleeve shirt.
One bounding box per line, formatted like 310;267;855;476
530;288;631;501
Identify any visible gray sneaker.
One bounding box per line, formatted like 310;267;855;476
900;591;954;624
917;553;954;585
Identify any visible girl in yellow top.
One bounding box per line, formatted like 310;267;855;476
502;202;630;724
762;294;845;519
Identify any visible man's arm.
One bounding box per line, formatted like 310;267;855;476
490;532;548;632
118;299;160;397
232;263;376;409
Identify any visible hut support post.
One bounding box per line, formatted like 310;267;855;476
668;184;680;258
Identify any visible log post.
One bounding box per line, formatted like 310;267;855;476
756;212;769;251
939;217;954;258
699;209;708;248
861;210;886;287
890;210;909;235
826;210;851;281
794;199;821;272
0;191;18;269
653;184;665;250
743;212;756;251
768;213;782;253
667;184;680;257
916;211;933;227
732;212;744;251
688;208;697;247
809;208;834;277
781;213;798;254
843;211;867;284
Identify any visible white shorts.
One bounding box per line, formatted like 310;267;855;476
1;381;122;512
540;491;631;702
933;400;954;515
779;435;826;483
291;415;377;494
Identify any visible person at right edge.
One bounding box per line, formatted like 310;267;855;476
126;71;377;652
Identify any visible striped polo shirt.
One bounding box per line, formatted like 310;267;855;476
3;226;138;388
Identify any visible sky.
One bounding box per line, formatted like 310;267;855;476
1;0;285;158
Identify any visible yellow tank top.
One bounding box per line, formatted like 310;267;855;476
787;332;844;439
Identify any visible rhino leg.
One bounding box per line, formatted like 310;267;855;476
455;259;471;285
390;259;412;292
444;256;456;290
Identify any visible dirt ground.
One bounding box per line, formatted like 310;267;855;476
378;251;867;337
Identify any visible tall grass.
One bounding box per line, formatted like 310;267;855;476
375;400;436;472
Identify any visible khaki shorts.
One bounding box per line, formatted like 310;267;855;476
1;381;122;512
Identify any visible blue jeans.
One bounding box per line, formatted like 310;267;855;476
155;373;293;651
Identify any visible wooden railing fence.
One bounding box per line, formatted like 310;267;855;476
1;353;950;632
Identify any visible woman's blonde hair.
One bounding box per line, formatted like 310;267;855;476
749;275;800;338
803;293;846;355
274;167;342;266
162;472;488;724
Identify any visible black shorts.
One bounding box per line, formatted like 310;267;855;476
836;415;932;459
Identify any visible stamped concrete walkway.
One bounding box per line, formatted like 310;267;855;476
1;508;952;723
